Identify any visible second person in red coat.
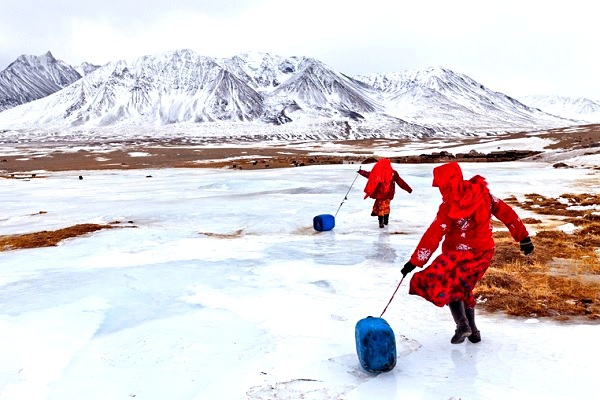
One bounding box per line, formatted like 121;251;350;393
358;158;413;228
401;161;534;344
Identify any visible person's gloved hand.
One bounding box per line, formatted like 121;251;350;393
401;262;417;277
520;237;534;255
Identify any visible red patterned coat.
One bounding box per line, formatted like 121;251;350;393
408;162;529;308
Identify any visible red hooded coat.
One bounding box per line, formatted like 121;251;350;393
408;162;529;308
360;158;412;200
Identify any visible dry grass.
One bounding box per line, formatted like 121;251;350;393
476;193;600;320
199;229;244;239
0;221;135;251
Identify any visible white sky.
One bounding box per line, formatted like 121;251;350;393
1;160;599;399
0;1;599;99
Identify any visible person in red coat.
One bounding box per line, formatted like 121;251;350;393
400;162;534;344
358;158;413;228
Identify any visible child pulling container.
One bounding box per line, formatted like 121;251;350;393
358;158;413;228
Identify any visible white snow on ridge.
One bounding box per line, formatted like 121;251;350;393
519;95;600;123
0;49;579;137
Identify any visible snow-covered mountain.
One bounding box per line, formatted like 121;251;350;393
0;49;580;139
0;49;266;127
518;95;600;123
0;50;399;134
0;51;82;112
76;61;101;77
355;67;577;132
220;53;384;123
268;58;382;119
218;52;305;92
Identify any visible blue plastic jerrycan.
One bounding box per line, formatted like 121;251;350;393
355;316;397;373
313;214;335;231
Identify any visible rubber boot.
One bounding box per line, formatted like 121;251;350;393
465;307;481;343
448;301;472;344
378;216;385;228
383;214;389;225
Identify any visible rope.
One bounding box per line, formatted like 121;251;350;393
334;171;360;218
379;275;405;318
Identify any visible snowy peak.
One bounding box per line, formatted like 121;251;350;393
354;66;570;130
270;58;381;116
0;49;585;136
361;66;500;102
220;51;305;91
519;95;600;122
356;67;475;93
0;51;81;111
76;61;101;76
6;49;264;126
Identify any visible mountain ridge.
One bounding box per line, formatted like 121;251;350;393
0;49;591;139
0;51;82;112
518;95;600;123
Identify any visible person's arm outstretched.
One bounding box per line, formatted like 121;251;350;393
393;170;413;193
358;169;370;178
491;194;534;255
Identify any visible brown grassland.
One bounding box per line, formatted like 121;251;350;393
0;220;136;251
477;192;600;320
0;223;114;250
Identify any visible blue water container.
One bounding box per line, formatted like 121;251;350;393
355;316;397;373
313;214;335;231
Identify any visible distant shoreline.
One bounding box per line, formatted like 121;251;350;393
0;144;547;175
1;124;599;175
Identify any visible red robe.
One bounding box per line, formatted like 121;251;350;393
359;158;412;200
359;159;412;217
408;162;529;308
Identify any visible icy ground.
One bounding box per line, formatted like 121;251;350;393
0;162;599;400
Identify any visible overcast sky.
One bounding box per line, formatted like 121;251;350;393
1;0;598;99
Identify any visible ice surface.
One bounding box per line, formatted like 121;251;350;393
0;162;599;399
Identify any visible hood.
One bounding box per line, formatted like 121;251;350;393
432;162;490;220
363;158;394;199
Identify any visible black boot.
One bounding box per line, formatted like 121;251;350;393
383;214;389;225
378;216;385;228
465;307;481;343
448;301;472;344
